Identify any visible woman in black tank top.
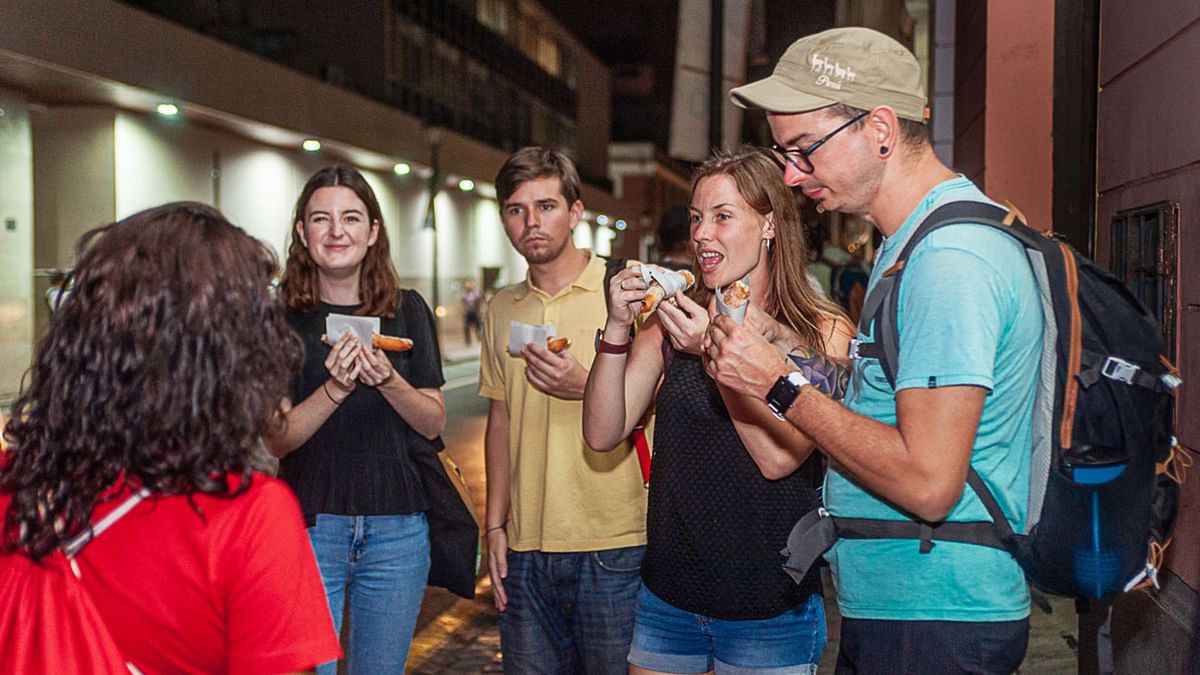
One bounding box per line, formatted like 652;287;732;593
583;147;853;674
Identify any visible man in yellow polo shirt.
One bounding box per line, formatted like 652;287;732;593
480;146;648;674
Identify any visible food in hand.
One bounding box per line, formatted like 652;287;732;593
546;336;571;353
372;333;414;352
640;268;697;314
721;280;750;308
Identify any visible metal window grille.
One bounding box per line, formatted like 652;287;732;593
1109;201;1178;359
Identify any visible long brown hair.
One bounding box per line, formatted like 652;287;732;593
2;203;302;560
281;165;400;316
690;147;846;350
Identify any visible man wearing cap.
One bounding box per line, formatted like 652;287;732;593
706;27;1043;673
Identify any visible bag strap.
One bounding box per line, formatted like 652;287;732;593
601;256;627;314
855;201;1021;388
62;488;151;559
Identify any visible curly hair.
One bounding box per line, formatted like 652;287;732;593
281;165;401;317
689;147;847;351
1;202;302;561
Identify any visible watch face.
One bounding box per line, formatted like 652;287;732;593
766;374;801;418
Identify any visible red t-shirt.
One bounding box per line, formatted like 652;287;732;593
6;473;341;674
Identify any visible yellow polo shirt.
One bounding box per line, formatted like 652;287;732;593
479;252;648;552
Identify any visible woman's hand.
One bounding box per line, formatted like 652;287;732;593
357;342;397;387
605;265;646;332
656;291;710;355
325;332;361;399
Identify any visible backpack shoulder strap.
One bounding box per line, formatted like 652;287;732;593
62;488;151;559
856;201;1016;388
600;256;627;313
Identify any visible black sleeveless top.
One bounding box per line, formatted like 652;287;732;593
641;350;823;620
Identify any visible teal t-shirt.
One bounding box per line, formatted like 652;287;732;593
826;177;1043;621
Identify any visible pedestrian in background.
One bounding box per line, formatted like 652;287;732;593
462;277;484;345
480;147;648;674
655;205;693;270
1;202;340;673
710;27;1042;673
269;165;446;673
584;147;850;675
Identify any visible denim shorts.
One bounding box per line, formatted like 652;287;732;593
628;585;826;674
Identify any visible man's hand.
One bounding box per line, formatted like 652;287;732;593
745;303;804;355
706;314;792;399
522;342;588;399
487;529;509;611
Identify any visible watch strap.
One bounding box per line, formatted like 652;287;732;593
595;328;632;354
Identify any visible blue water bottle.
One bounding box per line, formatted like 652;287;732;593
1071;460;1127;599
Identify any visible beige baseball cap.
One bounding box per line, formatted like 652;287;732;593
730;27;928;121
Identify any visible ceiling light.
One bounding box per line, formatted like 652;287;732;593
459;179;475;192
393;162;412;176
302;139;322;152
597;214;610;225
156;103;179;117
615;219;628;231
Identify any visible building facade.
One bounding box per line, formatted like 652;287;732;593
0;0;637;413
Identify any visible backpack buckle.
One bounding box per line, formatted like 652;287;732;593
1101;356;1140;384
848;338;862;360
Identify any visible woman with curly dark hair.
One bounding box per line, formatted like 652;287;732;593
268;165;446;673
0;202;341;673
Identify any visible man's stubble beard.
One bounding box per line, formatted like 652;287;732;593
521;233;572;265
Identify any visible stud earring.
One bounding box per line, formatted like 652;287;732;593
880;146;889;155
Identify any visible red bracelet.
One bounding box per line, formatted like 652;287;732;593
595;328;631;354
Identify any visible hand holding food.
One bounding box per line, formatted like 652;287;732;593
715;276;751;324
640;266;696;314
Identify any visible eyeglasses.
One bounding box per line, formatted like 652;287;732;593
769;110;869;174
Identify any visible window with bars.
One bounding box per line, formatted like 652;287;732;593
1109;201;1178;359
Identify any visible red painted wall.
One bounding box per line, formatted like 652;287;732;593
1096;6;1200;590
983;1;1055;232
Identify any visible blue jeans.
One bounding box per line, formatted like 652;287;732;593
498;546;645;674
307;513;431;675
629;585;826;674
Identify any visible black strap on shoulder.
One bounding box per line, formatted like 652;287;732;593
601;256;627;314
857;201;1021;388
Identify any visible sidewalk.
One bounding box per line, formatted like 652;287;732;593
407;575;1080;673
440;334;482;365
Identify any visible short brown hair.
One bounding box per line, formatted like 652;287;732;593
494;147;582;207
281;165;401;317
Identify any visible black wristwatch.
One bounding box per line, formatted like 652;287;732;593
765;371;809;420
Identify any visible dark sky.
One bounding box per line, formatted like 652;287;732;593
539;1;834;147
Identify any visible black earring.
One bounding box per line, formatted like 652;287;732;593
880;146;889;155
